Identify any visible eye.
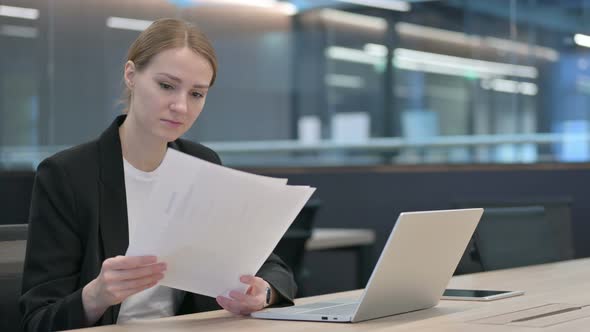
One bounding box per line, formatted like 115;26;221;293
159;82;174;90
192;91;204;98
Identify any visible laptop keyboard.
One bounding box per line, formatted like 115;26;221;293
301;303;359;316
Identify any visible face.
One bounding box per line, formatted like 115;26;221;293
124;47;214;142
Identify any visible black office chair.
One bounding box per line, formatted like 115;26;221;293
0;224;28;241
454;199;575;273
0;226;28;332
273;200;320;297
475;205;574;271
0;240;26;332
0;170;35;226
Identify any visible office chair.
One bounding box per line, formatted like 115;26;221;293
0;240;26;332
475;205;574;270
0;170;35;226
273;200;320;297
454;199;575;273
0;224;28;241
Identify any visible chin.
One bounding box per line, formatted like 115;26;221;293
163;134;181;142
155;130;182;143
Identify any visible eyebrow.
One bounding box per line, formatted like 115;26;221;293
155;72;210;89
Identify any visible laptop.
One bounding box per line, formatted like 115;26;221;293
252;208;483;323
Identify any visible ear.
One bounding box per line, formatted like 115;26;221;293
124;60;136;89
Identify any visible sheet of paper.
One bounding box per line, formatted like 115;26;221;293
126;149;315;298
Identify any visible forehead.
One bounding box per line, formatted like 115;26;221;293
145;47;213;86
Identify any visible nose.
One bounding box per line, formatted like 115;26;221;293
171;95;188;113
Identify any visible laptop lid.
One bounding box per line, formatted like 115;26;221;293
351;208;483;322
251;208;483;323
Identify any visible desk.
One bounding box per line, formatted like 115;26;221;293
70;258;590;331
307;228;375;288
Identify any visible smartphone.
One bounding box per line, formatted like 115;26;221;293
442;289;524;301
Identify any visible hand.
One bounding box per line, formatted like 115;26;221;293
216;275;274;315
82;255;166;324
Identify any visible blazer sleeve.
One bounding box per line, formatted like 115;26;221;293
256;253;297;306
19;157;89;332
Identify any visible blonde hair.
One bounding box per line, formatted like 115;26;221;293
122;18;217;110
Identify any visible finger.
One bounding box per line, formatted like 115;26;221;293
229;290;264;310
229;290;249;302
240;275;258;286
229;290;260;307
107;262;166;281
104;255;158;270
216;296;243;315
116;279;160;302
110;273;164;291
240;275;265;294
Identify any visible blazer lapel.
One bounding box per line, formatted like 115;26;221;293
98;115;129;260
97;115;129;323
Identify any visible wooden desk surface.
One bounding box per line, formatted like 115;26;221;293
69;258;590;332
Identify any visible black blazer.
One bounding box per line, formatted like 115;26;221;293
19;115;296;332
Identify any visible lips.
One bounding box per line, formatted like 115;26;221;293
161;119;183;126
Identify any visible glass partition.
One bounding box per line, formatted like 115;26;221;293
1;0;590;168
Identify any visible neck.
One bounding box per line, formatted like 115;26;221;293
119;113;168;172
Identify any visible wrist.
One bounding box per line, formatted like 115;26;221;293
264;284;278;307
82;280;108;324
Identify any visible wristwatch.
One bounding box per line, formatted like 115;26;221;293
264;286;272;306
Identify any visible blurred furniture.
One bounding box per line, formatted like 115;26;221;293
273;200;320;297
274;199;377;295
0;224;28;331
454;198;575;273
0;240;26;332
0;170;35;225
0;224;28;241
306;228;375;289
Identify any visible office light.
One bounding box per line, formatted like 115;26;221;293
396;22;559;62
480;78;538;96
106;17;153;31
197;0;276;7
333;0;410;12
574;33;590;48
320;9;387;31
276;2;298;15
191;0;297;15
325;46;385;65
0;5;39;20
519;82;538;96
394;48;538;79
364;43;388;57
327;45;539;79
0;25;38;38
325;74;365;89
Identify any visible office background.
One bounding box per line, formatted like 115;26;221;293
2;0;590;301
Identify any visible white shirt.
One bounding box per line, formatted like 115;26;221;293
117;151;184;324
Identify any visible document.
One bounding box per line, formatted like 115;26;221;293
126;149;316;298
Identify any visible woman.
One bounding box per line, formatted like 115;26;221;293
19;18;296;331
